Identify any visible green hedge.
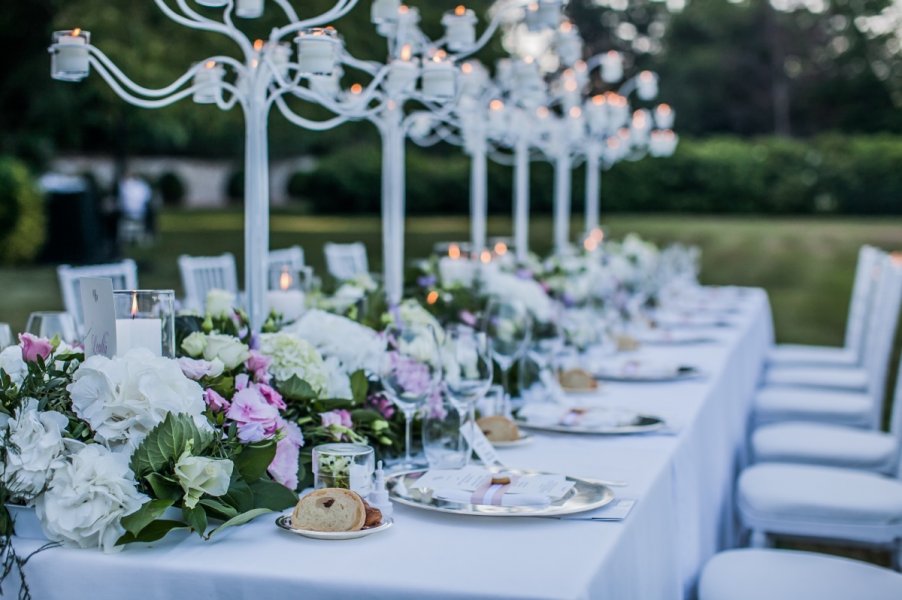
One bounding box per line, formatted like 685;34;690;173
293;135;902;215
0;156;44;264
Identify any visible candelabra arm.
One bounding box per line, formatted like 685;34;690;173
88;56;202;109
274;0;360;42
488;149;517;166
272;94;353;131
341;52;383;77
153;0;254;59
271;0;300;23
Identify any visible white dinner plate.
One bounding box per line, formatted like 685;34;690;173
593;361;703;382
275;515;394;540
492;432;534;447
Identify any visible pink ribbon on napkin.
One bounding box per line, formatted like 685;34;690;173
470;475;520;506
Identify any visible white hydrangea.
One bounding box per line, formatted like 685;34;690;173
481;269;553;323
258;332;329;394
285;309;385;374
0;345;27;387
35;444;147;553
2;398;69;500
68;349;208;449
323;356;353;400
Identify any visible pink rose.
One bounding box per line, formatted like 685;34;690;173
320;409;353;429
204;388;230;413
19;333;52;363
246;351;271;383
268;420;303;490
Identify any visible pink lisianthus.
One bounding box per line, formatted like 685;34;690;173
178;357;223;381
204;388;230;413
234;373;250;391
19;333;53;363
366;392;395;419
320;409;353;429
426;386;447;420
246;350;271;383
256;383;286;411
226;387;281;443
268;419;303;489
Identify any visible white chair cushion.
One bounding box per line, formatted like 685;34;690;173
699;548;902;600
752;422;897;475
753;387;872;428
767;344;857;368
739;463;902;526
764;366;868;391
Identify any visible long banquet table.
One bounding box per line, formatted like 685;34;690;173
10;289;773;600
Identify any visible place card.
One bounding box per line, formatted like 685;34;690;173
414;466;489;492
79;277;116;358
460;421;503;467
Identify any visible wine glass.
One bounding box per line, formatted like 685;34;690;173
380;322;442;471
442;324;493;465
481;299;531;416
25;311;77;343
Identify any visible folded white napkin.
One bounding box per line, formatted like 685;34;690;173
434;488;552;507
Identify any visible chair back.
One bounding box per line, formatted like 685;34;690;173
178;253;238;311
57;259;138;332
844;246;884;358
323;242;368;281
268;246;305;273
862;255;902;428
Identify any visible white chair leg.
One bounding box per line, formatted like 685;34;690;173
749;529;770;548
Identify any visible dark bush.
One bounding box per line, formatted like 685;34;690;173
226;170;244;205
0;156;44;264
157;171;186;206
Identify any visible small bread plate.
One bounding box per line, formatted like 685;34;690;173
386;468;614;517
491;431;534;447
514;405;667;435
593;361;703;383
275;515;394;540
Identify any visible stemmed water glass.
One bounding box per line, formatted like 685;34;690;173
442;324;493;465
481;299;532;416
380;322;442;471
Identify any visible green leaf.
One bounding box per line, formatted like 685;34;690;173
206;508;272;539
313;398;356;412
120;498;175;536
350;370;369;404
222;475;255;513
116;520;186;545
234;439;277;482
249;478;298;510
280;375;318;402
145;473;182;501
130;413;213;478
349;408;382;424
198;498;239;520
182;506;208;535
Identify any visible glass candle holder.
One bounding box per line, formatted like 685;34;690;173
113;290;176;358
266;266;307;322
295;28;341;76
312;443;375;496
51;29;91;82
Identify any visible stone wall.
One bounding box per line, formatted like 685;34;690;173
49;155;316;207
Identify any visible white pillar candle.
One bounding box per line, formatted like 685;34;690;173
266;290;306;322
606;93;629;128
442;6;477;52
585;95;608;133
439;257;476;287
371;0;400;23
600;51;623;83
116;318;162;357
487;99;507;136
422;56;455;98
268;42;291;79
459;60;488;97
654;103;675;129
555;22;582;67
52;29;90;81
236;0;264;18
567;106;584;140
192;61;224;104
387;50;419;94
604;137;621;164
296;28;339;75
636;70;659;100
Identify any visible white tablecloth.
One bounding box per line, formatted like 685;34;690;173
8;290;773;600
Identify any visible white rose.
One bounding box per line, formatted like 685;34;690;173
0;345;27;387
205;288;236;319
181;331;208;357
2;398;69;501
35;444;147;553
174;451;233;509
202;334;250;370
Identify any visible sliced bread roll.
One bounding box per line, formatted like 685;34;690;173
477;415;521;442
291;488;366;532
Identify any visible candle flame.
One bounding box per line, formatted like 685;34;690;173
536;106;549;118
489;99;504;111
560;21;573;33
584;237;597;252
523;55;535;64
280;270;292;291
399;4;409;14
350;82;363;94
892;252;902;266
591;227;604;242
253;39;264;51
433;49;447;62
591;94;605;106
455;5;466;16
426;290;440;305
570;106;582;118
71;28;82;37
607;50;620;59
400;44;413;61
130;292;138;318
480;250;492;264
494;242;508;256
640;70;654;81
564;79;578;92
607;137;620;149
205;60;216;69
461;62;473;74
656;103;671;114
528;2;539;12
448;243;461;260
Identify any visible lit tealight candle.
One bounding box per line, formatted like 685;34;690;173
387;44;419;94
266;270;306;322
637;70;659;100
585;95;607;133
567;106;584;139
555;21;582;67
442;5;477;51
52;29;91;81
487;99;506;135
192;60;225;104
600;50;623;83
421;52;456;99
654;103;674;129
604;137;622;163
296;27;340;76
459;60;488;97
116;292;162;357
236;0;264;18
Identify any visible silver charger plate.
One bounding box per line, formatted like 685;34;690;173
386;468;614;517
514;413;666;435
275;515;393;540
593;366;703;383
